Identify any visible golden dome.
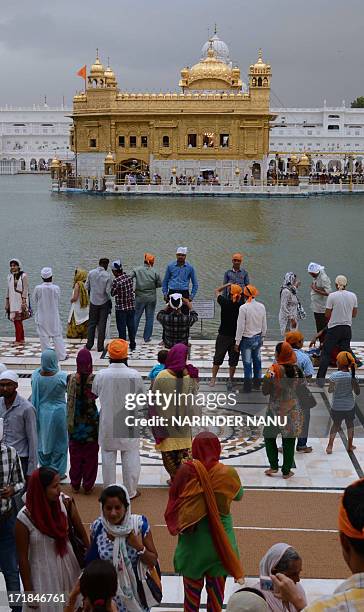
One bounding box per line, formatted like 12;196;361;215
104;65;116;81
250;49;271;72
290;154;298;164
90;54;105;77
50;158;60;168
188;47;232;85
104;151;114;163
298;153;310;165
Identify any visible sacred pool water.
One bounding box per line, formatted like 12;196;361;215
0;174;363;340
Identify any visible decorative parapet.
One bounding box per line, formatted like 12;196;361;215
115;91;250;100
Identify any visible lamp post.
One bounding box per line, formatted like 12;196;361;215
234;166;240;189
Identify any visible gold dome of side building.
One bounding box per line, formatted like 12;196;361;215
71;38;274;184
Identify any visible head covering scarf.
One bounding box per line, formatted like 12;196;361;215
232;253;243;262
230;284;243;303
0;370;19;383
335;275;347;290
270;342;297;382
77;347;93;375
108;339;128;359
285;331;304;346
165;343;199;379
144;253;155;266
192;432;221;470
338;478;364;539
307;262;324;274
25;469;68;557
41;267;52;280
165;432;244;580
244;285;259;303
73;268;89;309
257;544;304;612
280;272;297;296
41;348;59;373
9;258;22;271
169;293;183;310
226;590;268;612
336;351;356;368
100;485;144;612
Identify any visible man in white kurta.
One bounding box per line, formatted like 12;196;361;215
33;267;67;360
92;338;144;498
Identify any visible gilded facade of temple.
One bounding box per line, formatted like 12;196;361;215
70;34;273;183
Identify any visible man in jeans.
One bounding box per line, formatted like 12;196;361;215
317;274;358;385
0;417;25;612
111;260;136;351
86;258;112;353
235;285;267;393
131;253;162;343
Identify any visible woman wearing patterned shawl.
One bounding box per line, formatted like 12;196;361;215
279;272;305;337
67;268;89;339
165;432;244;612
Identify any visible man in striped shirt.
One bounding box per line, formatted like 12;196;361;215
0;417;25;612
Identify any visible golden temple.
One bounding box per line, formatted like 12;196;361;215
70;33;273;184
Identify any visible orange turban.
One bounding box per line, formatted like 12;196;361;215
144;253;155;266
277;341;297;366
230;284;243;303
108;339;128;359
339;488;364;539
232;253;243;262
336;351;355;368
243;285;259;303
285;331;304;346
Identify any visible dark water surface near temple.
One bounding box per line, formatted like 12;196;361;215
0;174;363;340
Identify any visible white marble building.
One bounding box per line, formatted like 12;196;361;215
269;101;364;173
0;105;73;173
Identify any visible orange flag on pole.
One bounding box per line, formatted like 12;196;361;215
77;65;86;79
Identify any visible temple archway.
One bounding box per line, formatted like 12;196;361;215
116;159;149;184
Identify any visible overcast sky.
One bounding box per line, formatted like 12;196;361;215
0;0;361;108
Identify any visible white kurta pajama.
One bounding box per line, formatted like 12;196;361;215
33;283;66;360
92;363;145;497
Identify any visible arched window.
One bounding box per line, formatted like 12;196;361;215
162;136;170;147
257;77;262;87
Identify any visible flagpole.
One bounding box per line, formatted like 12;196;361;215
84;66;87;93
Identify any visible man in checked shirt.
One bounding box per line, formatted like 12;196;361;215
0;417;24;612
111;259;136;351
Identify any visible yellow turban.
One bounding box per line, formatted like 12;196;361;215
108;339;128;360
144;253;155;266
243;285;259;303
230;284;243;303
336;351;355;368
285;331;304;346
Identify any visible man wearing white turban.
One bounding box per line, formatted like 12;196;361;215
307;262;332;332
33;268;67;360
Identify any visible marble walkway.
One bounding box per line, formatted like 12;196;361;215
0;338;363;610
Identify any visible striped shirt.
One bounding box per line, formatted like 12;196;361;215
329;370;356;411
304;573;364;611
0;443;25;515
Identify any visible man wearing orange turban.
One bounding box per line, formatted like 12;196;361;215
285;330;315;453
131;254;162;343
222;253;250;298
92;338;145;497
326;351;360;455
210;283;244;389
234;285;267;393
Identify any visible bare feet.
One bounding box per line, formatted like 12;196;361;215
130;489;141;500
326;446;333;455
265;468;279;477
348;445;356;452
209;379;216;387
282;471;294;479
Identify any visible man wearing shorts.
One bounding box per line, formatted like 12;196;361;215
210;283;244;391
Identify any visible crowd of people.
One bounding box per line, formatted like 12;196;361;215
0;250;363;610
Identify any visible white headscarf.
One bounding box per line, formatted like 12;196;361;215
226;590;268;612
307;262;324;274
9;258;22;271
101;484;144;612
257;544;306;612
335;275;347;290
41;267;52;280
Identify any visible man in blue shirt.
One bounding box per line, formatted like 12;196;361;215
223;253;249;297
162;247;198;301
